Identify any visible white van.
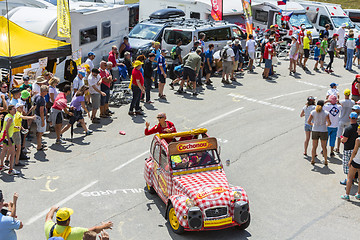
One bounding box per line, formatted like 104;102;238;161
252;0;319;43
297;1;360;37
161;20;246;60
345;9;360;28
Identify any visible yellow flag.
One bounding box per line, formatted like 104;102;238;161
57;0;71;38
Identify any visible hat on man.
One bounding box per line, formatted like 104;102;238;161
15;102;24;109
316;42;320;45
330;82;338;88
133;60;143;68
301;24;306;29
227;40;232;46
234;39;240;44
22;76;30;81
11;88;21;94
270;25;275;28
21;90;30;99
352;105;360;110
307;31;312;35
161;49;168;53
78;71;86;77
36;76;47;84
274;24;279;28
56;208;74;222
350;112;358;119
333;33;339;37
344;89;351;96
88;52;95;57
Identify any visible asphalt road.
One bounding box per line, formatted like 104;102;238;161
1;56;360;240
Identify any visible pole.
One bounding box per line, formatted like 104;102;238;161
221;0;223;21
5;0;12;85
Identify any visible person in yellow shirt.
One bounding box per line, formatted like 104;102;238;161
303;31;312;69
13;103;35;167
44;206;113;240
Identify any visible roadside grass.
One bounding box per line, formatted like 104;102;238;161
311;0;360;9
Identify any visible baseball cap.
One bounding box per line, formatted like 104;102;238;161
78;71;86;77
270;25;275;28
356;74;360;79
330;82;338;87
234;39;240;44
133;60;143;68
333;33;339;37
161;49;168;53
344;89;351;96
15;102;24;109
350;112;358;119
274;24;279;28
329;95;337;104
227;40;232;46
23;76;30;81
21;90;30;99
307;96;315;101
316;42;320;45
352;105;360;110
301;24;306;29
307;31;312;35
88;52;95;57
56;208;74;222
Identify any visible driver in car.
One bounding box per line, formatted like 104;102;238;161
188;151;213;167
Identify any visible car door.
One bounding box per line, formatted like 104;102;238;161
157;146;172;199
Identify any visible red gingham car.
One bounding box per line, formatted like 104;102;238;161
144;129;250;234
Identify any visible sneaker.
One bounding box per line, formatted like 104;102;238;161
193;92;198;96
176;89;184;94
56;139;66;144
128;111;134;116
7;169;20;175
100;115;109;118
329;69;334;73
330;152;335;157
355;194;360;200
325;69;329;73
209;79;213;83
169;83;174;89
85;130;93;135
340;179;347;185
341;194;350;200
92;118;100;123
221;78;226;83
205;82;212;86
19;155;30;160
135;111;144;115
0;165;10;171
107;110;115;114
145;101;154;104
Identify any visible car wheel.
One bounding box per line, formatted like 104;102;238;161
167;203;185;234
146;183;156;194
237;213;250;230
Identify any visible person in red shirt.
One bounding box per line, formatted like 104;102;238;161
297;24;306;66
51;85;73;144
129;60;145;115
262;37;275;79
145;113;176;143
99;61;113;118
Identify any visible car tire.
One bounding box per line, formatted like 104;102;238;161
146;183;156;194
167;203;185;234
237;213;250;230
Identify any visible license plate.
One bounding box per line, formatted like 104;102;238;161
204;217;233;227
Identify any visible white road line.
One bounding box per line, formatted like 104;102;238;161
111;151;149;172
26;180;99;225
197;107;244;127
265;89;315;100
296;80;327;89
229;93;295;111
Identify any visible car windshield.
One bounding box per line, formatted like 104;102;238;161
128;23;163;40
331;16;355;28
170;149;220;170
289;14;313;29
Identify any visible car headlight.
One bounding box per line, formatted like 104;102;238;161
185;199;195;208
233;191;241;200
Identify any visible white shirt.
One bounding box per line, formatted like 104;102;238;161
323;104;342;128
48;86;59;103
32;83;41;101
246;39;256;52
326;88;339;97
339;99;355;123
88;74;101;94
85;58;94;71
346;38;356;50
224;46;235;62
73;76;84;91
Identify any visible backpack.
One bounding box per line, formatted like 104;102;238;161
221;47;228;61
356;38;360;47
319;29;325;39
170;46;178;60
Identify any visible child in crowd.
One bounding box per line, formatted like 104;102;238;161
313;42;321;71
326;82;339;100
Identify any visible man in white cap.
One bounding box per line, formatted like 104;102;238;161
336;23;347;56
221;40;235;84
72;70;85;95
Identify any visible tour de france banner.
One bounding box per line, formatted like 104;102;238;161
211;0;223;21
241;0;253;36
57;0;71;38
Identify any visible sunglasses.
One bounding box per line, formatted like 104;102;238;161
1;86;7;88
157;116;164;119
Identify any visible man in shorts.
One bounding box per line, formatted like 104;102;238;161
204;44;214;85
263;37;274;79
88;68;106;124
34;85;48;151
297;24;306;66
303;31;312;69
221;41;235;84
157;49;168;99
246;34;256;72
98;61;113;118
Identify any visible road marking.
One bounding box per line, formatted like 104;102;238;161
265;89;315;101
81;188;145;197
228;94;295;111
217;138;229;144
197;107;244;127
111;151;149;172
296;80;327;89
26;180;99;225
34;175;60;192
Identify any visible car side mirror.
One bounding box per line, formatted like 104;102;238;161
225;159;230;166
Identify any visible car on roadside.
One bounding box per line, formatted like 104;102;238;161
144;128;250;234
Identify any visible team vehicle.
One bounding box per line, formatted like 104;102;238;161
144;129;250;234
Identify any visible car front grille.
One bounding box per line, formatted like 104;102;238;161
205;206;228;218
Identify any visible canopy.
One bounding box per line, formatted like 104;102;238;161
0;16;71;69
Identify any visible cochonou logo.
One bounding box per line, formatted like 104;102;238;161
177;140;211;152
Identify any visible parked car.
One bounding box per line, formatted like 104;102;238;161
144;128;250;234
